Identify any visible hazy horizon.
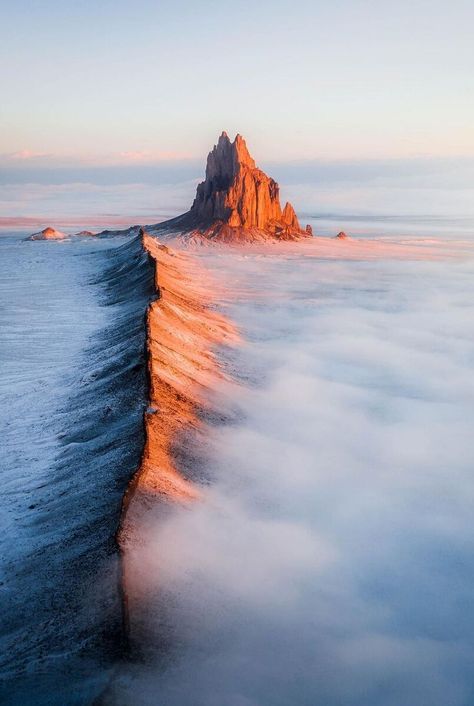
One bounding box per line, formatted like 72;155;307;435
3;0;473;235
2;153;474;237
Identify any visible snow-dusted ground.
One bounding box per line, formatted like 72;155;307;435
118;237;474;706
0;234;154;705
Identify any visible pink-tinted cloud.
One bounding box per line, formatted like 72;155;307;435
3;150;53;161
0;149;197;168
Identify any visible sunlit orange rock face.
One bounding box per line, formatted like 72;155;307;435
26;226;66;241
129;235;237;502
119;232;238;645
157;132;311;242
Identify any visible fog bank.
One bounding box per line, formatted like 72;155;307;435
113;240;474;706
2;158;474;236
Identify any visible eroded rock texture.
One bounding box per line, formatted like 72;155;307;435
165;132;311;242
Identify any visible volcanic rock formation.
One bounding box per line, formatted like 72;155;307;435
153;132;311;242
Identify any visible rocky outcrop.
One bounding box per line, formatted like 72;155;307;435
191;132;286;229
152;132;312;242
335;231;348;239
26;227;67;241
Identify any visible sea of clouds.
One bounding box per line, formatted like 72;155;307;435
2;157;474;237
120;247;474;706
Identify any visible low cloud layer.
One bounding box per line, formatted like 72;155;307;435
119;247;474;706
2;158;474;235
0;181;196;231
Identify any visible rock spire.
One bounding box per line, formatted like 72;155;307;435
169;132;311;241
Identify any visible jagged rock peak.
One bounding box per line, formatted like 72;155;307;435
281;202;299;229
189;132;307;238
203;132;256;192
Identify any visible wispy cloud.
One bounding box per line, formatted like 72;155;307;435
2;149;53;161
0;149;197;169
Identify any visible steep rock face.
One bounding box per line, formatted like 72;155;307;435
171;132;311;241
191;132;286;231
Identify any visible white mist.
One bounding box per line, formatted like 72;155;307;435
121;241;474;706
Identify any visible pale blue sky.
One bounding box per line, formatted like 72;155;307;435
1;0;473;162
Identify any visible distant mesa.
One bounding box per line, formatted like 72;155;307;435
26;227;67;241
152;132;312;242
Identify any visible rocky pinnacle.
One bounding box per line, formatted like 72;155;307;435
188;132;308;239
